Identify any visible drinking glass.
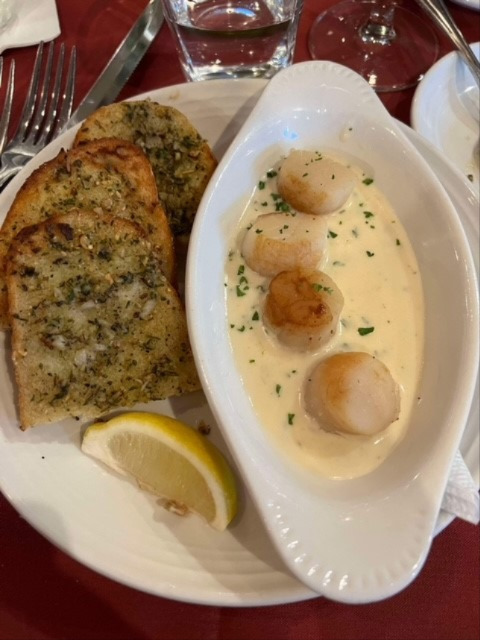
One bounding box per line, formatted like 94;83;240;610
161;0;304;82
308;0;439;92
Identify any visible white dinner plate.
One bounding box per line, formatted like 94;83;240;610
411;42;480;195
0;79;478;607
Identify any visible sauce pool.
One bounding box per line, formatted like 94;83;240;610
225;155;424;480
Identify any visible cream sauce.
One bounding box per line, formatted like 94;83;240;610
225;155;424;479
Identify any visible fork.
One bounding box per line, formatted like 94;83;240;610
0;56;15;154
0;41;76;190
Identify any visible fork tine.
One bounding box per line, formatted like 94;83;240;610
35;43;65;147
56;46;77;132
9;42;45;143
26;42;55;145
0;59;15;153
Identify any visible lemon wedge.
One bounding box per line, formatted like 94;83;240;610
81;412;238;531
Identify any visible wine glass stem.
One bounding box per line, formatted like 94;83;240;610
360;3;396;45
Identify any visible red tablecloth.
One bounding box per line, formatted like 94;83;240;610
0;1;479;639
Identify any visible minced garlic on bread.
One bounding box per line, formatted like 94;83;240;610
0;137;175;329
6;210;200;430
73;101;217;237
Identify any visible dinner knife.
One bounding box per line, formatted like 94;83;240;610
62;0;164;131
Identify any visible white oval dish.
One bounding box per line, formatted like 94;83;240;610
186;62;479;603
411;42;480;194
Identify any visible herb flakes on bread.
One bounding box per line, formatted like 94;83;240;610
0;137;175;329
73;101;217;237
6;211;200;430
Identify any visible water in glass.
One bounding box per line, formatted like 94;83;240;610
162;0;303;81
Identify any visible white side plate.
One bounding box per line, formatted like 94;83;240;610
412;42;480;195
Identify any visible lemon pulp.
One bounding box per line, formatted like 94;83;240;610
81;412;238;531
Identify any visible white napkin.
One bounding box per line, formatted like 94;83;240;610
0;0;60;54
441;450;480;525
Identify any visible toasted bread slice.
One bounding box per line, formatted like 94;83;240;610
6;211;200;430
0;138;175;329
73;101;217;237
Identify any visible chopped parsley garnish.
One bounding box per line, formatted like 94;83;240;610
252;311;259;321
363;177;374;185
328;230;338;238
275;384;282;396
258;180;266;190
358;326;375;336
366;250;374;257
287;413;295;425
236;285;246;297
276;202;290;212
312;283;333;294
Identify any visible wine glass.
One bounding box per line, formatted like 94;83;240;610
308;0;439;92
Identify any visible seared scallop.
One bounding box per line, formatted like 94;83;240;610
241;211;328;278
278;150;356;215
263;269;343;351
304;352;400;436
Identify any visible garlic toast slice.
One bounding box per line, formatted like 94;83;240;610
6;211;199;430
0;138;175;328
73;101;217;237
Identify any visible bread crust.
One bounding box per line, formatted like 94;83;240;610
73;101;217;237
0;138;176;328
6;211;199;429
